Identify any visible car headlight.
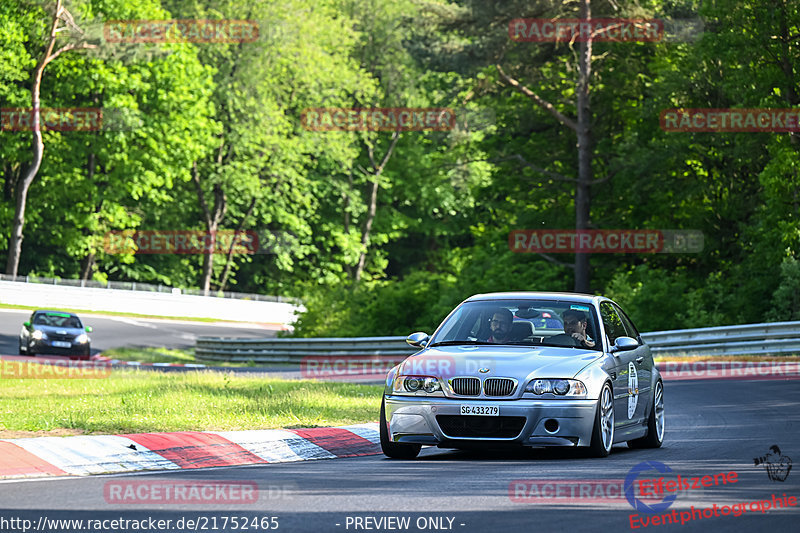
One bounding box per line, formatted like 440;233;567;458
525;379;587;398
32;330;46;340
75;334;89;344
392;375;443;395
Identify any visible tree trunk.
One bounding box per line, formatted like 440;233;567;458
218;197;256;292
192;162;227;295
80;150;98;281
353;131;400;281
343;168;354;278
354;177;379;281
574;0;593;293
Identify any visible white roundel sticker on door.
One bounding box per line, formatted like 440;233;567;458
627;361;639;419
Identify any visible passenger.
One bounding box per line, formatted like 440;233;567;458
548;309;596;348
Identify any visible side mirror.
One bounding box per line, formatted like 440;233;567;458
23;321;30;327
406;332;429;348
611;336;639;353
85;326;93;333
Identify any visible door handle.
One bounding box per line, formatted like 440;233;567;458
635;357;644;364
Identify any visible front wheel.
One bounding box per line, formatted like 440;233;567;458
379;399;421;459
586;383;614;457
628;380;664;449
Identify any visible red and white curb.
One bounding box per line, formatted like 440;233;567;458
0;423;380;480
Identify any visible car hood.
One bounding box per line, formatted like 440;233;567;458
399;345;603;382
33;325;85;335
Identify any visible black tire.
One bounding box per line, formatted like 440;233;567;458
586;382;614;457
379;398;421;459
628;380;664;449
18;342;26;355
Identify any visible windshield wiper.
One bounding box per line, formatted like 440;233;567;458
428;340;496;347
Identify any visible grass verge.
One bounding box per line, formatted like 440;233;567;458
101;347;267;367
0;369;383;436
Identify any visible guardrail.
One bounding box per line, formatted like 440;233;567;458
641;321;800;357
195;321;800;362
195;337;415;363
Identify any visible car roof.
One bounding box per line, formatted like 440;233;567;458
464;292;602;304
34;310;80;317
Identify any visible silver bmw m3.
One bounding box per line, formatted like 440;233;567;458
380;292;664;458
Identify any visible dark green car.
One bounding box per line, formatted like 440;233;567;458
19;310;93;359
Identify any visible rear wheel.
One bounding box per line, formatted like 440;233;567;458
379;398;421;459
586;383;614;457
628;380;664;449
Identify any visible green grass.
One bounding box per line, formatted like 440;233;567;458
0;303;279;324
0;369;383;435
102;347;264;367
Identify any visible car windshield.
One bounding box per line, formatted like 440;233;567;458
429;299;602;351
33;314;82;328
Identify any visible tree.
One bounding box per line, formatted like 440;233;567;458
5;0;95;276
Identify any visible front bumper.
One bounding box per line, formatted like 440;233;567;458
30;340;90;358
384;395;597;448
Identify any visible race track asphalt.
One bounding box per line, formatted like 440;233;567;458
0;309;277;356
1;379;798;533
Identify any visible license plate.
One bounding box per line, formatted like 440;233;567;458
52;341;71;348
460;405;499;416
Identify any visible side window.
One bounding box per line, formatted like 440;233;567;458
599;302;626;345
613;304;640;341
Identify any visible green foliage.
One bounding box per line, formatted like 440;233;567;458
766;258;800;322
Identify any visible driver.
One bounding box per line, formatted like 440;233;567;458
486;308;513;343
